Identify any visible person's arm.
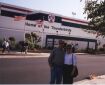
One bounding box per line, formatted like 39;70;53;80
73;54;77;66
71;54;78;75
48;49;55;67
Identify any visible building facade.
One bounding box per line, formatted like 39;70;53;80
0;2;105;50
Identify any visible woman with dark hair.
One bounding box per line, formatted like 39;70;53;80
63;44;78;84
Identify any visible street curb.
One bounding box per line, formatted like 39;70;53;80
74;75;105;84
0;52;105;59
0;52;50;58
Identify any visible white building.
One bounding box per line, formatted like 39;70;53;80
0;2;105;50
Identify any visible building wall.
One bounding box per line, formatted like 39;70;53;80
0;28;24;42
0;3;105;50
25;19;97;49
0;16;25;41
0;15;100;50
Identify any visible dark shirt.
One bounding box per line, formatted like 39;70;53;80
48;47;65;66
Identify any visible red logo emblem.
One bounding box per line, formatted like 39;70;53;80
48;14;55;23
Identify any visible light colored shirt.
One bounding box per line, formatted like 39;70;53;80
6;42;9;47
64;53;77;65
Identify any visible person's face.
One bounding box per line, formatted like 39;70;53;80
66;48;72;53
59;42;64;48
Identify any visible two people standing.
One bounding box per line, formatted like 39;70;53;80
48;40;78;84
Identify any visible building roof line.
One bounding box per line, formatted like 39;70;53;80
0;2;33;13
62;17;88;24
0;2;88;24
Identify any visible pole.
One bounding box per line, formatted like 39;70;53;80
23;13;28;41
23;19;25;41
0;3;1;15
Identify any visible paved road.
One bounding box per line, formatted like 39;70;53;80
0;54;105;84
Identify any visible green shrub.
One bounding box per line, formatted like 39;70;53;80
15;41;24;51
9;37;15;41
34;44;41;49
28;43;34;50
8;37;16;50
87;48;96;54
0;39;3;48
99;48;104;52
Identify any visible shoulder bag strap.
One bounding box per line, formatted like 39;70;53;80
72;54;74;65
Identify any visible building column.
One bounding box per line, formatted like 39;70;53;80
95;41;97;51
45;37;48;48
87;41;89;52
52;38;55;49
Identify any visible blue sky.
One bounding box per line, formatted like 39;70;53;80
0;0;87;20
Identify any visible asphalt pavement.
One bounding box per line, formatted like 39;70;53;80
0;52;105;84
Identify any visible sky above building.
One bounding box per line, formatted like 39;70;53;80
0;0;87;20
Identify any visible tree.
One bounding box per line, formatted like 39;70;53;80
25;33;31;41
25;32;41;49
84;0;105;37
9;37;15;41
8;37;16;50
31;32;41;45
